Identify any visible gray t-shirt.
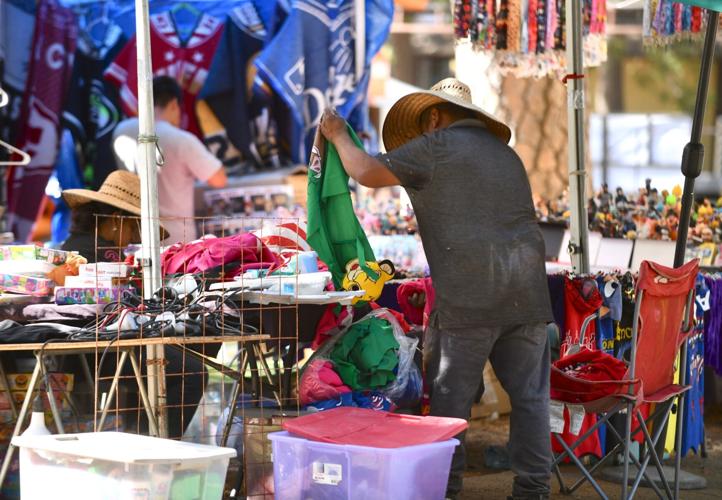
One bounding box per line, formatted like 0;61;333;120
380;119;552;328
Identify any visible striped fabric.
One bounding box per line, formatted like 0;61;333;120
253;221;311;252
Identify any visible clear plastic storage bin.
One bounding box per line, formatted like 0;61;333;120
12;432;236;500
268;431;458;500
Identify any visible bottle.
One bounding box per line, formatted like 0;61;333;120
22;397;50;436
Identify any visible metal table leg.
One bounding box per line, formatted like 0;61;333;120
0;359;42;489
97;350;130;431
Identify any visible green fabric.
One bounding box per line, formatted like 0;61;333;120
330;316;399;390
675;0;722;11
307;125;377;288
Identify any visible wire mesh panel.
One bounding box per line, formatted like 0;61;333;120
75;213;310;497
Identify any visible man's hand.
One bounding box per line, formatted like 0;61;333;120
319;108;348;144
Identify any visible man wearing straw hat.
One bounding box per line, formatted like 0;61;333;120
320;78;552;500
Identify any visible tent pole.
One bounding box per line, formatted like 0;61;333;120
355;0;366;83
671;10;718;499
134;0;167;438
674;11;718;265
565;0;590;274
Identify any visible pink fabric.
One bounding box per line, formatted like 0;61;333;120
161;233;279;278
300;359;351;406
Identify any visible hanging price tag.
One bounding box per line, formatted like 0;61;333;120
568;404;586;436
550;401;565;434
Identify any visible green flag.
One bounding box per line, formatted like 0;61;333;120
306;125;377;289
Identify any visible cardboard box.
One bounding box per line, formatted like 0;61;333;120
0;245;72;265
55;286;125;305
0;390;69;411
79;263;130;278
63;275;115;288
0;273;54;296
5;373;74;392
471;363;511;420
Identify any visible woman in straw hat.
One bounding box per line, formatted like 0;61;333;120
320;78;552;500
61;170;166;262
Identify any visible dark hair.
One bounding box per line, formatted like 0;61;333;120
419;102;478;130
70;202;127;233
153;76;182;109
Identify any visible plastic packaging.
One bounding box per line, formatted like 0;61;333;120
369;308;422;408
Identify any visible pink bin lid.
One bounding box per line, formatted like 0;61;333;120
282;407;468;448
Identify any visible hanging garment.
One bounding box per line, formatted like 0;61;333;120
554;276;604;460
454;0;471;39
6;0;77;242
562;277;603;357
704;276;722;375
678;274;707;456
104;10;223;138
253;0;393;162
596;277;621;355
547;274;566;334
50;129;84;246
306;128;377;289
615;274;636;361
63;4;126;189
0;0;36;147
198;2;283;172
329;316;399;391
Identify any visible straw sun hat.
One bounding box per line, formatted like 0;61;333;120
62;170;169;239
382;77;512;152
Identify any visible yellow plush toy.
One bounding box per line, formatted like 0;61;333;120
342;259;395;304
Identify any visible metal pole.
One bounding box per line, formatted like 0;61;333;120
355;0;366;83
565;0;590;274
674;11;718;266
134;0;167;438
672;12;719;499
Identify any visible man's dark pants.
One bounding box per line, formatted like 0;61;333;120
425;317;552;498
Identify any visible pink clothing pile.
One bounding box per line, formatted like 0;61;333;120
299;359;352;406
161;233;279;278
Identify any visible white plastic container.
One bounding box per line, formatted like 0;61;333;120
12;432;235;500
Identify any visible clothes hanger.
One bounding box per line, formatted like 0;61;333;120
0;140;31;166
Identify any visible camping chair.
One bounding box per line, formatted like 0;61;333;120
550;259;698;499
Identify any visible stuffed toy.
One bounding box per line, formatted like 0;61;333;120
342;259;395;304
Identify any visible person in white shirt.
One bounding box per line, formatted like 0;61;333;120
113;76;227;244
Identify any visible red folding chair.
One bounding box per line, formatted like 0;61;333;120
550;259;698;499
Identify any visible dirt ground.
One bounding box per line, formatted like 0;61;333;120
459;409;722;500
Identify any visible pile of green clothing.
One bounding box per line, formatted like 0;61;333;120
330;316;399;390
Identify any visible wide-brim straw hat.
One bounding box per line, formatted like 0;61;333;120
62;170;169;240
382;77;512;152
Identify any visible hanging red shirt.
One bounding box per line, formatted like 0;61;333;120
104;11;223;137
